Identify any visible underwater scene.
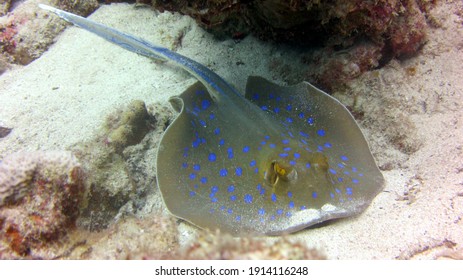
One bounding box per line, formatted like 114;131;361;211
0;0;462;259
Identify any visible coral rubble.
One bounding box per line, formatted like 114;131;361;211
0;151;85;258
174;232;326;260
0;0;99;72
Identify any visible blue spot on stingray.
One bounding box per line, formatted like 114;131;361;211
243;146;250;153
298;112;304;119
288;131;294;138
307;117;314;125
211;197;218;203
287;191;293;198
214;128;220;135
288;201;295;208
279;153;289;158
200;177;208;184
261;105;268;111
329;168;337;174
250;160;256;167
294;153;301;159
276;96;282;102
271;193;277;202
227;185;235;193
312;191;318;199
338;163;345;169
338;177;344;182
199;119;206;127
286;105;292;111
227;147;234;159
299;131;309;138
335;188;341;194
273;107;280;113
300;205;307;210
306;163;311;168
211;186;219;193
289;160;296;166
284;147;291;152
352;178;359;184
189;191;196;197
192;138;200;148
235;167;243;176
189;173;196;180
201;99;211;110
276;209;283;215
193;164;201;171
254;167;259;174
219;169;228;177
352;167;358;172
269;93;275;99
286;212;292;217
244;194;253;204
229;195;237;201
258;208;265;215
227;208;233;214
209;113;215;120
324;142;332;148
252;93;259;100
235;216;241;222
208;153;216;162
344;170;350;175
269;143;276;148
359;173;364;177
317;129;326;136
330;192;335;198
219;139;225;146
182;162;188;168
286;117;293;123
346;187;353;195
300;138;308;145
282;139;290;145
341;155;349;161
194;184;198;189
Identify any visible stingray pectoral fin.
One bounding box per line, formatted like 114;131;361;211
157;81;227;230
245;76;384;231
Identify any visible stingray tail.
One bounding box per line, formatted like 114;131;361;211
39;4;239;99
39;4;169;62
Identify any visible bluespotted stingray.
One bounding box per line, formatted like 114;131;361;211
40;4;385;236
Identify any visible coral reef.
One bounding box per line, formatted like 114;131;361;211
64;216;180;259
0;0;11;17
0;151;85;258
0;0;99;72
152;0;435;90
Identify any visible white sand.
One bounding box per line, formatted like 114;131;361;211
0;2;462;259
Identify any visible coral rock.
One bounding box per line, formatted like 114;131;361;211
174;231;325;260
0;151;85;258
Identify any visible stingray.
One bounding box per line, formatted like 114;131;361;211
40;5;385;236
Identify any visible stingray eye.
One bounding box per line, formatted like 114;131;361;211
309;152;329;172
265;160;298;186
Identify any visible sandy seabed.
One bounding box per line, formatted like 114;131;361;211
0;1;462;259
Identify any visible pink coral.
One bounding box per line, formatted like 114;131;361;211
0;151;85;258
